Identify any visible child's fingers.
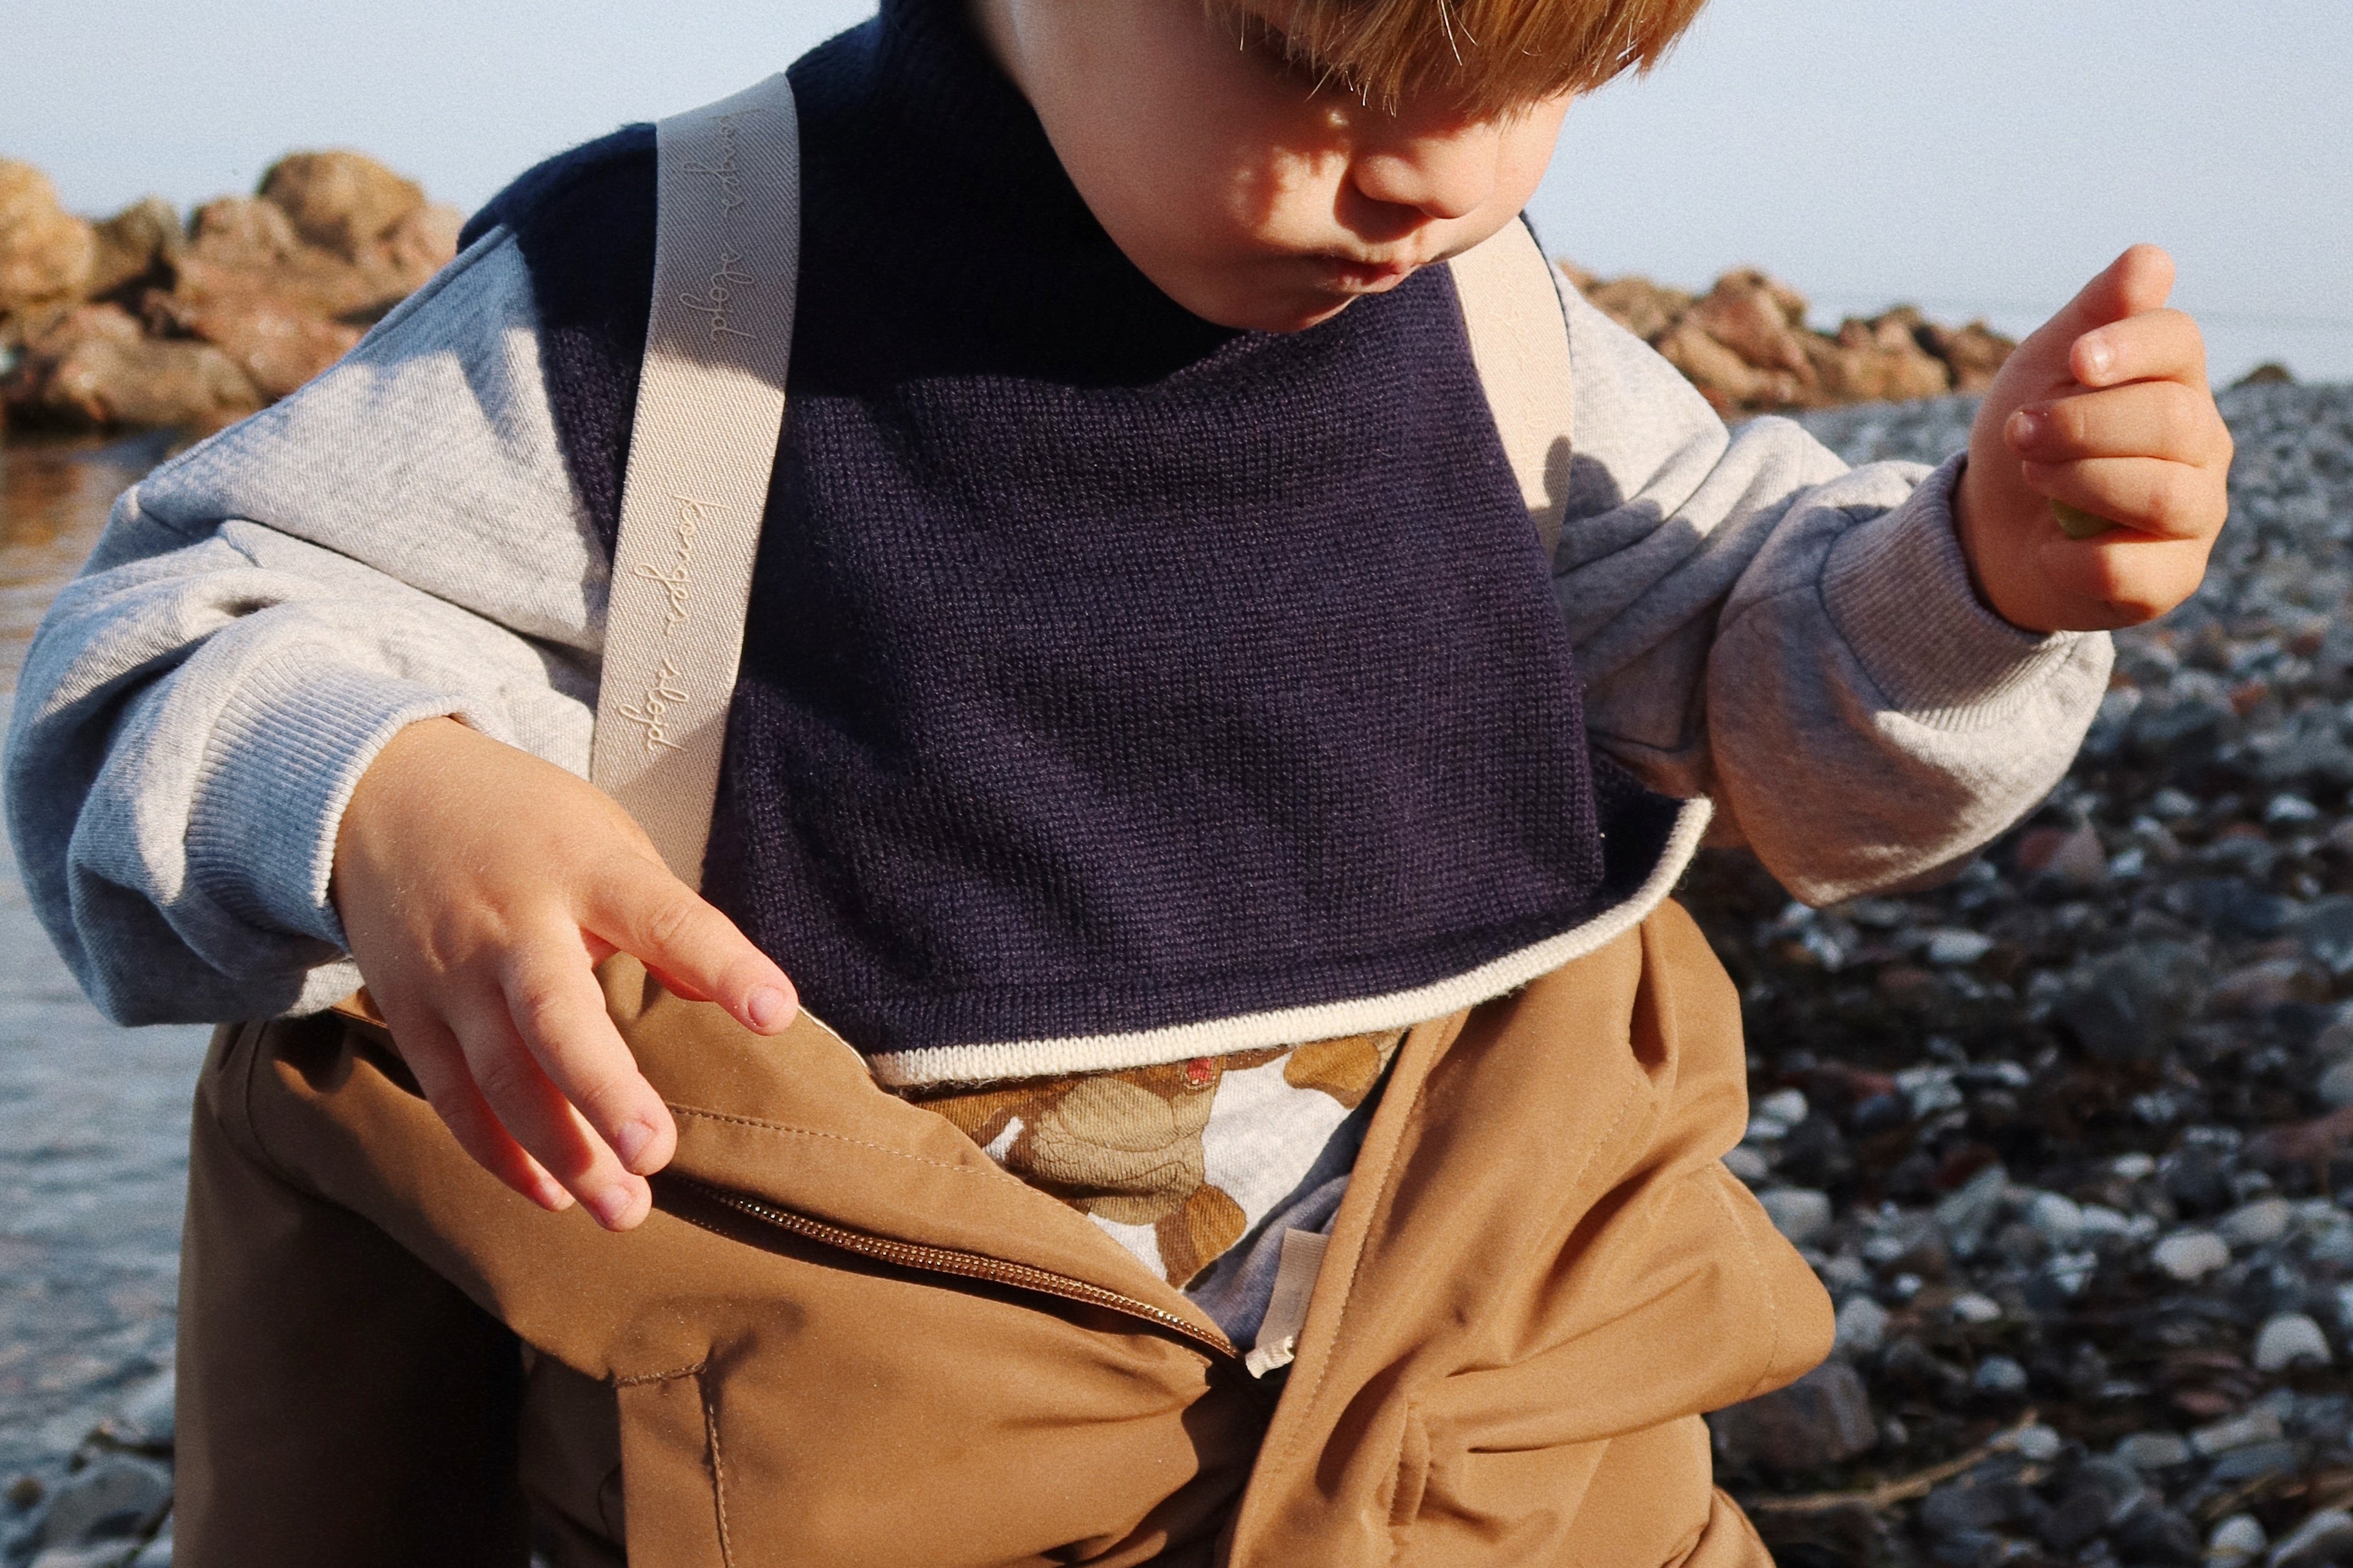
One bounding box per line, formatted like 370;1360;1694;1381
2025;244;2174;360
499;940;678;1177
446;996;652;1231
2069;306;2205;390
583;853;799;1035
2018;456;2216;542
2027;531;2214;628
2007;379;2226;468
384;1006;573;1212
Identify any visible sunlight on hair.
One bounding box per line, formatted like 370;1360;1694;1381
1224;0;1709;114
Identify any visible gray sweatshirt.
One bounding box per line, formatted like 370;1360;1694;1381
4;229;2112;1027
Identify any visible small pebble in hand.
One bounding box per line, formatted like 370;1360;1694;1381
2052;499;2116;540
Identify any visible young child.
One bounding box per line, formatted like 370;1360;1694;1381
8;0;2231;1561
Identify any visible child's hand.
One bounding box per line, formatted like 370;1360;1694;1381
331;717;798;1231
1953;244;2233;633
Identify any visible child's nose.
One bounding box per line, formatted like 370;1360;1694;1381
1347;121;1502;223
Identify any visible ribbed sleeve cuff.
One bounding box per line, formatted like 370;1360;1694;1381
186;657;472;948
1822;454;2091;726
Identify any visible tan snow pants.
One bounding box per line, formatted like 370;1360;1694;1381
174;900;1831;1567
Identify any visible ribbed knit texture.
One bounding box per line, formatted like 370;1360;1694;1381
477;0;1630;1062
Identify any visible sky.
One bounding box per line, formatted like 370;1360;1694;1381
6;0;2350;383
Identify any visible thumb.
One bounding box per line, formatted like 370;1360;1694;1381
2025;243;2176;381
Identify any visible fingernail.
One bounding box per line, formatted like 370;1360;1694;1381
748;984;795;1032
2082;338;2114;378
537;1181;575;1213
2009;410;2042;448
588;1184;640;1230
612;1117;657;1172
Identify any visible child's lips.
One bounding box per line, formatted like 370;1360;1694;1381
1315;254;1417;292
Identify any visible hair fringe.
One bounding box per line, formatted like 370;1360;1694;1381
1266;0;1710;114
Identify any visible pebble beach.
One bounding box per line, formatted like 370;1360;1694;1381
2;382;2351;1565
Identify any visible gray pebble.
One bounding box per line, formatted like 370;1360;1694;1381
2254;1312;2333;1372
1759;1187;1832;1247
2115;1431;2192;1469
2152;1231;2232;1281
2218;1196;2294;1248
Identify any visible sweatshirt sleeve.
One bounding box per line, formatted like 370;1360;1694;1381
1551;281;2114;905
4;229;605;1024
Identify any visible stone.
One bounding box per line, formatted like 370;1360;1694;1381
2029;1192;2086;1246
2317;1058;2353;1111
2153;1231;2232;1281
1950;1292;2003;1325
2253;1313;2332;1372
2192;1408;2285;1457
101;1372;173;1451
1834;1295;1889;1356
84;197;183;301
1707;1361;1877;1474
258;150;425;264
1759;1187;1832;1247
1686;268;1814;378
1722;1146;1768;1183
1921;1467;2044;1534
130;1532;173;1568
1916;318;2015;392
32;1546;152;1568
2017;821;2110;889
32;1454;171;1551
2040;1458;2146;1551
6;314;263;432
0;161;96;316
2115;1432;2192;1469
2218;1197;2295;1248
1927;929;1996;966
2014;1424;2063;1463
2272;1511;2353;1568
1756;1089;1809;1126
2209;959;2327;1016
2114;1503;2204;1567
2207;1514;2267;1558
1973;1355;2028;1394
2207;1439;2302;1484
1577;273;1691;342
1936;1165;2010;1256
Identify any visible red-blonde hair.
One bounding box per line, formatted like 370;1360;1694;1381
1244;0;1710;114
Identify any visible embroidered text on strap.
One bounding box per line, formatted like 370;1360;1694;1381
591;75;801;886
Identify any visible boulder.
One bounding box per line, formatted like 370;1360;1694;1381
1687;268;1814;377
259;149;424;264
1917;319;2014;392
1580;272;1691;342
3;303;264;432
0;161;96;322
84;196;184;301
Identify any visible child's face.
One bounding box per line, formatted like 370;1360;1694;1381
972;0;1574;332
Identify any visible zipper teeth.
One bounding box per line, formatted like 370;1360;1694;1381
671;1177;1240;1363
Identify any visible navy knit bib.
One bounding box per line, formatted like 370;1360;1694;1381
469;0;1678;1082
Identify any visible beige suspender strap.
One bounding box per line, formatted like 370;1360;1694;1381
591;75;802;887
1451;217;1576;563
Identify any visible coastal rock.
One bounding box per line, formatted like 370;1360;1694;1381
12;304;263;432
258;150;425;264
84;197;184;302
1563;262;2016;414
1;150;460;431
0;161;95;323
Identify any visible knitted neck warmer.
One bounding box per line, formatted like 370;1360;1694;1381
481;0;1651;1084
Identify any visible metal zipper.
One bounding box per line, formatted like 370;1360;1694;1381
663;1175;1242;1365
